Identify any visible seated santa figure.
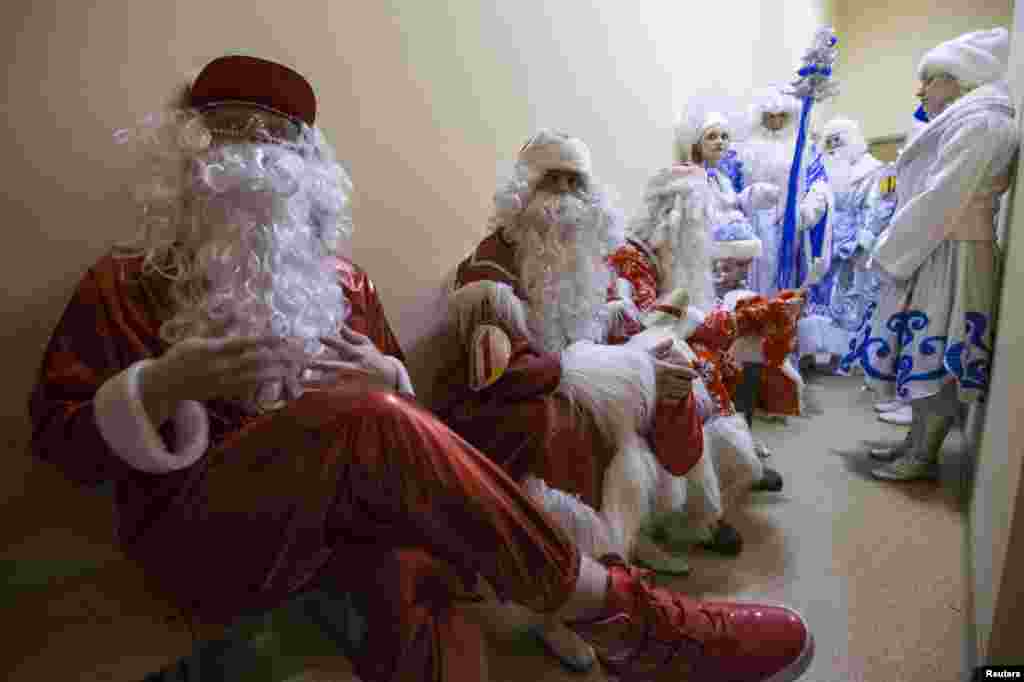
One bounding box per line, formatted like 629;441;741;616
438;131;710;574
607;164;804;554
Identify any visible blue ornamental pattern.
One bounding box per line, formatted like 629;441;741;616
840;306;993;397
715;149;745;195
944;312;992;392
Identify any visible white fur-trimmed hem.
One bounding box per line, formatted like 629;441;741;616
93;360;209;474
558;341;657;441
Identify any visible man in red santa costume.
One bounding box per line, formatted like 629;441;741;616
440;130;714;566
30;58;813;682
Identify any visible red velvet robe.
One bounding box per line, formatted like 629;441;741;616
29;252;580;682
437;232;703;510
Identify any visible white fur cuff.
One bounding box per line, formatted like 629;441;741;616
93;360;210;474
711;239;763;260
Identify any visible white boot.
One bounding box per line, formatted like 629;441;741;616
879;404;912;425
873;399;904;413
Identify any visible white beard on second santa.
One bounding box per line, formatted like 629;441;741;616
822;148;859;195
742;126;802;221
507;186;702;571
161;143;351;412
513;188;620;353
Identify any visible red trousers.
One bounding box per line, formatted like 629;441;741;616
120;389;581;682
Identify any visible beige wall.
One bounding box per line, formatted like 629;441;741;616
0;0;832;433
968;0;1024;664
832;0;1013;141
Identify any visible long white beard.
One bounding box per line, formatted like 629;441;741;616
822;153;855;195
647;191;714;311
514;190;618;352
161;144;350;360
742;131;802;216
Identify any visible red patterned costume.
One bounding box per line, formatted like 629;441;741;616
607;239;803;417
29;252;583;682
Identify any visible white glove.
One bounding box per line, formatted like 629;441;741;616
750;183;781;210
797;205;814;232
856;229;876;251
797;185;828;232
807;256;828;284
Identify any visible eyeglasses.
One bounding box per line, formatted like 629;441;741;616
198;102;304;145
921;73;954;89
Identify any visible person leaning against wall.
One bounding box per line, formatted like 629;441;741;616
845;27;1019;482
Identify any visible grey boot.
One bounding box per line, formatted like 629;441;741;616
872;410;954;482
870;421;917;461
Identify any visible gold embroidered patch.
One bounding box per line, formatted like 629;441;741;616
879;175;897;195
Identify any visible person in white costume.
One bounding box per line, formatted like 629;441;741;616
846;28;1018;481
820;117;887;367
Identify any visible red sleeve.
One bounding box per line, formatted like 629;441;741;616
652;393;704;477
689;308;738;352
28;264;148;486
336;260;406;362
479;339;562;402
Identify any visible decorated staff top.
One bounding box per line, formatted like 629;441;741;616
785;27;840;102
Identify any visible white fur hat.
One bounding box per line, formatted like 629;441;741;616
673;111;732;163
918;27;1010;87
749;85;801;127
823;116;868;159
518;129;593;180
674;92;744;163
710;239;763;261
699;112;728;141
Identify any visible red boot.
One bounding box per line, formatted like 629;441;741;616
571;555;813;681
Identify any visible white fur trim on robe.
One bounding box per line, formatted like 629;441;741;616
557;341;657;446
799;179;834;286
870;81;1017;280
93;360;209;474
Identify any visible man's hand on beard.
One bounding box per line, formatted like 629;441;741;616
304;325;408;393
648;338;698;402
138;334;307;425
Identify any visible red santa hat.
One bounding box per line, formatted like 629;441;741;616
917;27;1010;87
518;129;593;181
189;55;317;126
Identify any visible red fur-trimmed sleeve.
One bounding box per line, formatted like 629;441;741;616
652;392;703;476
479;339;562;402
28;258;158;486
